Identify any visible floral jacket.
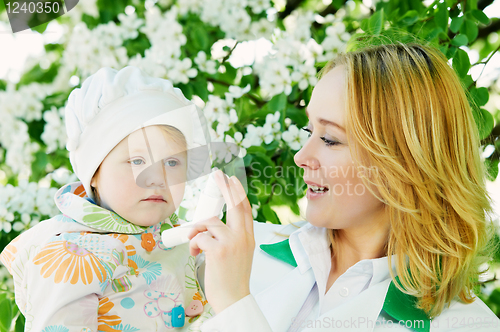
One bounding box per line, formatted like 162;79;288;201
0;181;212;332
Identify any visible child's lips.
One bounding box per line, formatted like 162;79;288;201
143;195;166;203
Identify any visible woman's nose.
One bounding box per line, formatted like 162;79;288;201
294;141;320;170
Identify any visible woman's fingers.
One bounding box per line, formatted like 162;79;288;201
230;175;254;236
214;170;238;209
186;216;227;240
189;231;217;256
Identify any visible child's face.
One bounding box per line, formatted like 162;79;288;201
91;125;187;227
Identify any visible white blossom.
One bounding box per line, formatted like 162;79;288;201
291;63;318;90
176;0;204;16
258;60;292;97
219;8;251;39
224;132;247;158
204;95;232;123
225;84;251;105
241;124;274;147
62;22;129;78
248;0;271;14
282;124;309;150
250;18;275;39
194;51;218;75
167;58;198;84
118;12;144;40
41;106;67;153
283;10;315;44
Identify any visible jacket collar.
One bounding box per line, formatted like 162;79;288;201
54;181;180;234
260;239;431;332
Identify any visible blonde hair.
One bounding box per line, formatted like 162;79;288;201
91;125;187;205
321;41;497;318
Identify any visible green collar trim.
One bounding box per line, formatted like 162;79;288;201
260;239;297;267
259;240;431;332
383;277;430;332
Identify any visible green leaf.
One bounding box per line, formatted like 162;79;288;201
452;49;470;78
286;106;308;128
14;311;25;332
399;10;419;26
303;85;313;106
484;158;499;181
369;9;384;34
176;83;193;100
472;107;494;140
267;93;287;112
30;150;49;182
470;87;489;107
360;18;369;33
191;26;210;51
0;296;12;332
460;19;478;43
451;34;469;47
263;140;280;151
434;2;449;32
246;146;267;155
123;33;152;58
424;27;442;41
262;204;279;224
450;16;464;33
472;10;490;25
191;79;209;101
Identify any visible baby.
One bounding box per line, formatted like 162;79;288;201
0;66;213;331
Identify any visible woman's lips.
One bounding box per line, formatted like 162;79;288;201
306;187;329;200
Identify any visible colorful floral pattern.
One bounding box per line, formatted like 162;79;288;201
98;297;122;332
81;202;146;234
33;241;107;284
141;233;156;252
143;275;183;329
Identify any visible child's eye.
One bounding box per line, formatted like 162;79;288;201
164;159;178;167
130;159;145;165
301;127;340;147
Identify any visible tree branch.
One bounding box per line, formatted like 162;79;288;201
478;18;500;40
478;0;495;10
278;0;305;20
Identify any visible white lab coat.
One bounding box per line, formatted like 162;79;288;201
199;221;500;332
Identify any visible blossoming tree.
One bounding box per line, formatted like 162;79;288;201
0;0;499;329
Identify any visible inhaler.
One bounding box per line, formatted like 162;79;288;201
161;171;226;247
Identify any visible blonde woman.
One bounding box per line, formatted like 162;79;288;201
188;42;500;331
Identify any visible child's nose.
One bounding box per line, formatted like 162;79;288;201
135;160;168;189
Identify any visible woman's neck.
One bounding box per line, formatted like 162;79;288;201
326;221;390;293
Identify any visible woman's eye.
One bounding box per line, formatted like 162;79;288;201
301;127;312;138
130;159;145;165
164;159;178;167
320;137;340;147
301;127;339;147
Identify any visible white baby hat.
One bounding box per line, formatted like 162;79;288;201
64;66;212;200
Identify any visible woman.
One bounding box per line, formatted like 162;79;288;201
188;41;500;331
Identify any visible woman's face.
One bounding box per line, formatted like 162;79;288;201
91;125;187;227
294;65;387;232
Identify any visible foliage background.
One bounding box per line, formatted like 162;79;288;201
0;0;499;330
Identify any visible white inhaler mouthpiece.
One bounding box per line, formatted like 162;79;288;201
161;171;225;247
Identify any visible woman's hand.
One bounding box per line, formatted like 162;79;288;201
187;169;255;314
